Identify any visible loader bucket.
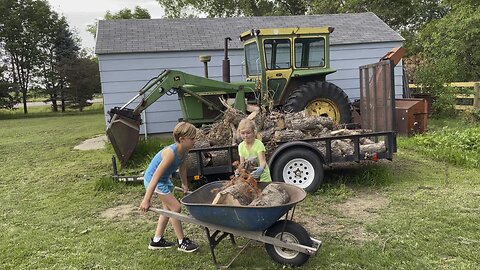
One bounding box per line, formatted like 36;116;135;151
106;114;140;166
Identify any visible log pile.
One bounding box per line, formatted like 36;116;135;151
187;105;389;167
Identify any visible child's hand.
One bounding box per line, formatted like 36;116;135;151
182;183;189;194
139;199;151;212
251;167;264;179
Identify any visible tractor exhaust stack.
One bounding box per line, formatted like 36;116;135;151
223;37;232;82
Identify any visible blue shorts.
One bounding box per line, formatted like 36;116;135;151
144;178;174;195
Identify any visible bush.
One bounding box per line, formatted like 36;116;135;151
461;109;480;123
409;126;480;167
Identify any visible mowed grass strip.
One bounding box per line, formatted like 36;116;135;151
1;112;479;269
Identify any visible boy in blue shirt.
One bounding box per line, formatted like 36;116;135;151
139;122;198;252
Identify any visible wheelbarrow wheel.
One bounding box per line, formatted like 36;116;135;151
265;220;312;266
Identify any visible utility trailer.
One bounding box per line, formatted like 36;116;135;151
187;131;396;193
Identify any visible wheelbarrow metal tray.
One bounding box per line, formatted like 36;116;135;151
181;181;306;231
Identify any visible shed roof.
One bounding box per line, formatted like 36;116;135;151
95;12;403;55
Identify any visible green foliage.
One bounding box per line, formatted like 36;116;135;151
87;6;151;37
0;0;60;114
38;16;80;112
157;0;447;33
401;125;480;167
105;6;151;20
310;0;448;31
415;2;480;83
462;109;480;123
63;58;101;111
0;66;19;109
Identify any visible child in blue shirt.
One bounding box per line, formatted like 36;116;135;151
139;122;198;252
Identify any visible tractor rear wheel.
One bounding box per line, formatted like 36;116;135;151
283;81;352;124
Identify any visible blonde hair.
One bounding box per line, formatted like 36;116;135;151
237;118;256;134
173;122;196;143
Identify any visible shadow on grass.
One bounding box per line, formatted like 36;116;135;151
318;162;394;195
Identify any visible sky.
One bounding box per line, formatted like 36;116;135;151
47;0;165;51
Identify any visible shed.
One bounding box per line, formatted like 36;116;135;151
95;12;404;135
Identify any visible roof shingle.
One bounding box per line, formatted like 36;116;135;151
95;12;403;54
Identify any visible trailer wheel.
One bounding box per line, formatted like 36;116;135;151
272;148;324;193
265;220;312;266
284;81;352;124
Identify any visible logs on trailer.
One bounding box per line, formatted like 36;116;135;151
192;105;388;161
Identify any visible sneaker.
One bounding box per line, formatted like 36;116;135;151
177;237;198;253
148;238;176;250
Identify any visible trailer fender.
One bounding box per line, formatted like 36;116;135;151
268;141;325;193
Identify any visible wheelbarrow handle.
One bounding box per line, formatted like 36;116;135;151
174;186;192;194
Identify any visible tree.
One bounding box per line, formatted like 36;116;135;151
416;1;480;83
0;0;58;114
87;6;151;37
63;58;100;111
0;65;19;109
37;16;80;112
157;0;447;29
407;1;480;116
157;0;307;17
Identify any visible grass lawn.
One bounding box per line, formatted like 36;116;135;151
1;110;479;269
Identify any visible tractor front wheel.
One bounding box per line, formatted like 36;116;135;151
284;81;352;124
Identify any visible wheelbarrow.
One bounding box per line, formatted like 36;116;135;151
149;181;322;268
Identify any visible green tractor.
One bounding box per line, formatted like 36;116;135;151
107;27;352;166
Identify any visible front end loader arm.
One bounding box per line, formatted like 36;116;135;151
106;69;249;167
133;69;246;113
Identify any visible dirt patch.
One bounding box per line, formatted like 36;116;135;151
335;191;389;221
100;204;138;220
74;135;107;150
297;190;389;242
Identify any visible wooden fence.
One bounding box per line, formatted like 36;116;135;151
408;82;480;111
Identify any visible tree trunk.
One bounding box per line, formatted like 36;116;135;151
285;113;333;130
51;93;58;112
22;89;27;114
212;180;258;206
273;129;305;142
249;183;290;206
360;141;386;154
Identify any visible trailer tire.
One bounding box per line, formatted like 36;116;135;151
284;81;352;124
265;220;312;266
271;148;324;193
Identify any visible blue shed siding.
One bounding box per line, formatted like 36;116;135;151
99;41;403;134
100;50;246;134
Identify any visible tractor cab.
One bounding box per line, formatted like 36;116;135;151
240;27;338;108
